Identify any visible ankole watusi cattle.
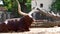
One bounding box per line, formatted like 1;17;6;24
0;0;34;32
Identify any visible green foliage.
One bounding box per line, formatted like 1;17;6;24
25;0;31;13
18;0;31;13
3;0;12;10
3;0;19;18
3;0;31;18
51;0;60;12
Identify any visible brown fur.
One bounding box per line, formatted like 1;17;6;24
17;15;33;32
0;23;9;32
0;15;33;32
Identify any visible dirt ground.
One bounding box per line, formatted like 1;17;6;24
0;27;60;34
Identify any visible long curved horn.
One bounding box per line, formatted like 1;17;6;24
16;0;28;16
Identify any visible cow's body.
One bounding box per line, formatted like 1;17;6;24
17;15;33;32
0;23;9;32
0;15;33;32
0;0;34;32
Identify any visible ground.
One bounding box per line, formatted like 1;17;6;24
0;27;60;34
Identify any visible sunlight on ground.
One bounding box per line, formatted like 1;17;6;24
0;27;60;34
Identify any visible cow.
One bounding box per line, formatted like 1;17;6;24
0;0;34;32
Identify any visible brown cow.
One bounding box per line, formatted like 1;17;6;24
0;0;34;32
6;15;33;32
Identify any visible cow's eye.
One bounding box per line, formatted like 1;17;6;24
36;8;40;10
